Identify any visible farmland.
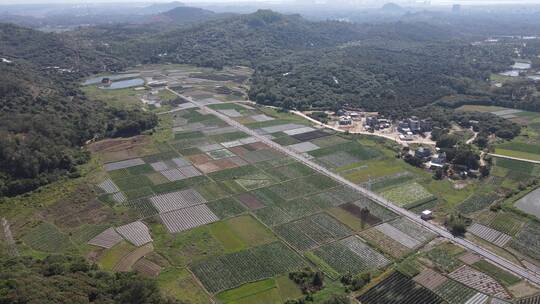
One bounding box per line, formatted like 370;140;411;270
357;272;445;304
3;64;539;303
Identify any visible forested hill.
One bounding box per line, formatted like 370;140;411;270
77;9;458;69
248;41;514;114
0;24;156;197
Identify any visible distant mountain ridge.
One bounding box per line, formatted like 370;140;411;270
151;6;234;25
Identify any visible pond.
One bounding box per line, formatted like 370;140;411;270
83;73;140;85
101;78;145;90
515;187;540;219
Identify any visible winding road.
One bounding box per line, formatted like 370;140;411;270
167;88;540;286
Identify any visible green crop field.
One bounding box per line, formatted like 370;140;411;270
22;222;74;253
381;182;435;207
158;268;212;304
191;242;307;293
472;260;521;286
510;221;540;260
434;280;476;304
207;197;246;219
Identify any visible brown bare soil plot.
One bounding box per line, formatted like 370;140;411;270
114;243;154;272
459;252;482;265
340;203;382;226
229;145;249;156
236;193;265;210
134;258;162;277
88;136;155;162
196;162;221;174
213;158;240;171
360;227;410;258
248;141;270;151
187;154;212;166
413;268;448;290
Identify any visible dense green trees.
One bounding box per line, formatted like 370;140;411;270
248;41;513;113
0;255;181;304
0;24;157;197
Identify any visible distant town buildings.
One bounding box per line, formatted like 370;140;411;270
398;116;432;134
415;147;432;160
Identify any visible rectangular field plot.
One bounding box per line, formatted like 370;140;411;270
375;223;421;248
457;193;499;214
259;123;305;134
207;197;246;219
287;142;320;153
284;126;316;136
116;221;152;247
433;279;478;304
413;268;448;291
150;189;207;213
292;130;330;142
380;182;435;207
468;223;512;247
317;151;361;168
251;114;274;122
88;227;124;249
160;204;219;233
207;149;235;160
510;220;540;260
274;213;352;251
357;272;445;304
449;265;511;299
309;237;390;279
360;227;410;258
191;242;306;293
98;179;120;194
105;158;145;171
242;149;284;164
122;198;159;218
388;217;436;244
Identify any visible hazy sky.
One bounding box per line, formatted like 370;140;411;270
1;0;540;4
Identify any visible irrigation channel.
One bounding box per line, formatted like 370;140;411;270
166;87;540;286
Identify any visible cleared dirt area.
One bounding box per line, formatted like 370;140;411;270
88;136;156;162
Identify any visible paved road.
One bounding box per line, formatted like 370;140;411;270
489;153;540;164
167;88;540;286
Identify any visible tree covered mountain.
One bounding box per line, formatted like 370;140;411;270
0;24;156;197
248;41;514;114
